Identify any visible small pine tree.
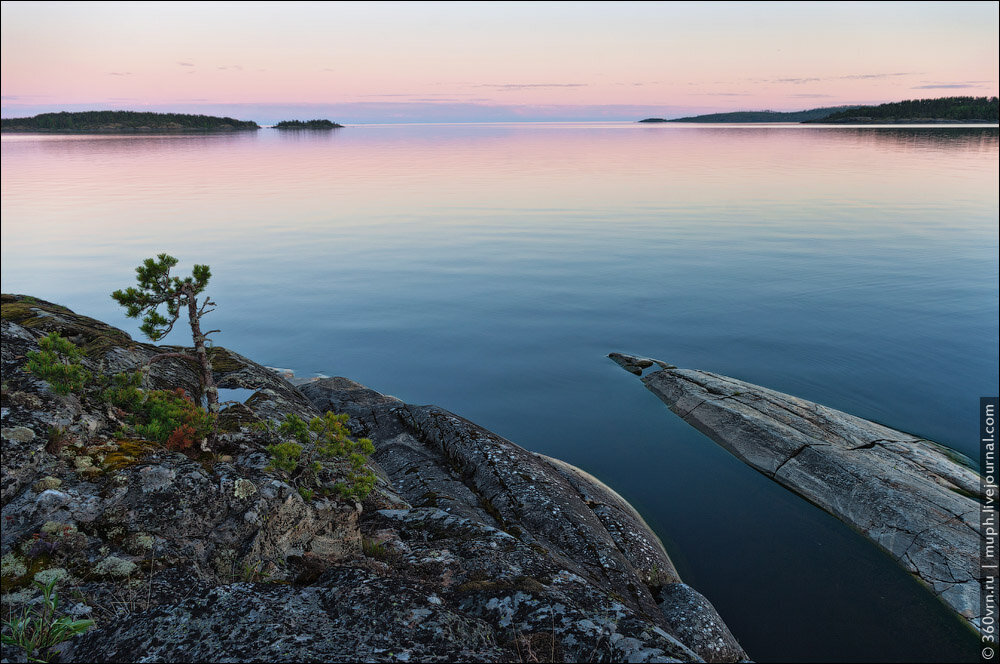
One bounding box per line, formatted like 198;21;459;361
111;254;220;413
25;332;90;395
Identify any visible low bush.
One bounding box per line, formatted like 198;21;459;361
25;332;90;395
104;372;215;454
266;412;376;500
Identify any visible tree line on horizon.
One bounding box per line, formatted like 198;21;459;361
808;96;998;123
649;96;998;124
660;105;860;123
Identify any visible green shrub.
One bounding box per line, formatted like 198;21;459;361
361;537;393;560
103;373;215;454
266;440;303;473
1;577;94;662
137;388;215;451
25;333;90;395
278;413;310;445
266;412;376;500
101;371;145;412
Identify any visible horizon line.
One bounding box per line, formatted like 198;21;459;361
3;96;997;126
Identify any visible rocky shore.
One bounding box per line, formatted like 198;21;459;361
0;295;746;662
610;352;983;633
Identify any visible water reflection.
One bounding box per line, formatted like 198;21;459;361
836;126;999;152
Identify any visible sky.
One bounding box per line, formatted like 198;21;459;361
2;1;997;123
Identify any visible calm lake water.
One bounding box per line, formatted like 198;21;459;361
2;123;997;661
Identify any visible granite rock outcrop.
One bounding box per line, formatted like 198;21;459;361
0;295;748;662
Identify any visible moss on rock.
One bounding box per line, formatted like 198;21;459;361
208;347;246;374
97;439;157;472
1;294;135;360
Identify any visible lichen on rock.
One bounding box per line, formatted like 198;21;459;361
93;556;137;578
1;553;27;579
233;478;257;499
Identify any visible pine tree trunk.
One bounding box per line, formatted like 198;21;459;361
184;285;219;413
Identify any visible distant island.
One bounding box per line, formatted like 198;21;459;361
273;119;343;129
0;111;259;133
803;96;998;124
649;105;860;123
641;96;998;125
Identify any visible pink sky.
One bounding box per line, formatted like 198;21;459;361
2;1;997;123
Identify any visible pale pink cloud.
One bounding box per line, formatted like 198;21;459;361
1;1;996;120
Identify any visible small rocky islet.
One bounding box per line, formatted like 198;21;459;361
1;295;745;662
273;119;344;129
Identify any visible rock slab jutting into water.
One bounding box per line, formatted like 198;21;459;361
609;352;983;633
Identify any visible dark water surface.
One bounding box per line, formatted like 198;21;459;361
2;123;997;661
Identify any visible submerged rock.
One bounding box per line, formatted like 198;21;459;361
610;352;983;632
